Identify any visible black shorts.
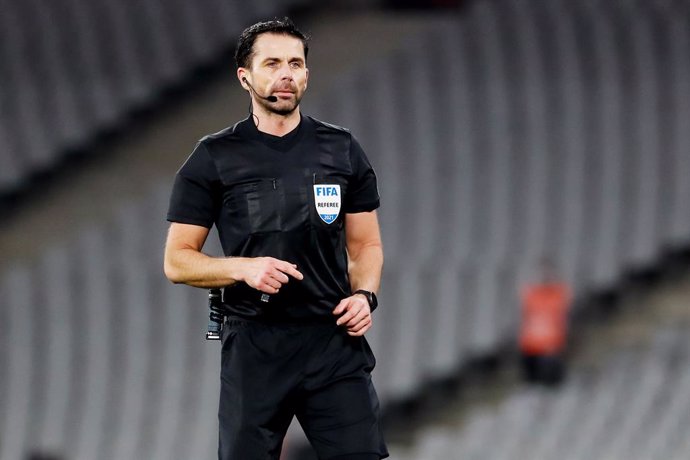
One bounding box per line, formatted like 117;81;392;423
218;318;389;460
521;353;566;385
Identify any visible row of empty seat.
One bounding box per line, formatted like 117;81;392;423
0;185;224;460
1;0;689;458
0;0;313;195
388;321;690;460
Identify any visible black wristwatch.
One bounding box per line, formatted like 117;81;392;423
353;289;378;311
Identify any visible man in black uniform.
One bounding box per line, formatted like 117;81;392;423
164;18;388;460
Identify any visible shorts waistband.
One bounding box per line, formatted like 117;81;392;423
225;315;337;327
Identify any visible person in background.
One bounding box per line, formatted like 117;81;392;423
519;257;571;386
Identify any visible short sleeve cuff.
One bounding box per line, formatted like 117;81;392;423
343;198;380;214
166;213;215;228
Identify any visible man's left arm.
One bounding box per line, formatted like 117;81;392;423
332;210;383;336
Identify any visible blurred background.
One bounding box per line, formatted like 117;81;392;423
1;0;689;459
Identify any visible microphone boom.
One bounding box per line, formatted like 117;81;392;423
243;77;278;102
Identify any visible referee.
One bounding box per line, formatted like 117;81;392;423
164;18;388;460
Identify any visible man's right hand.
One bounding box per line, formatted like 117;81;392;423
241;257;304;294
164;223;304;290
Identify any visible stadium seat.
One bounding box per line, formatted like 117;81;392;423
34;246;75;453
70;226;117;460
0;265;35;460
667;9;690;248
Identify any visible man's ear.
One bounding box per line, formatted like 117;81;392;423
237;68;249;90
304;67;309;91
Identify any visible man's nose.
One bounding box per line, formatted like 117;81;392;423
278;63;294;80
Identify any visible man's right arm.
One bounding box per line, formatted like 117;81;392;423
163;222;303;292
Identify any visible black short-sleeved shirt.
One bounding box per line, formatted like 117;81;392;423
167;115;380;322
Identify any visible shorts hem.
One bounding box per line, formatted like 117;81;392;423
324;452;389;460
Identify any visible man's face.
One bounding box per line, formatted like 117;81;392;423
243;33;309;115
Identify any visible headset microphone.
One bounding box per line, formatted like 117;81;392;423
242;77;278;103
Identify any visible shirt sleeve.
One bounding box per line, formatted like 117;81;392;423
343;136;380;213
166;142;221;228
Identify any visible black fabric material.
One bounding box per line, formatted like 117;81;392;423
218;319;388;460
167;115;380;322
521;354;566;386
326;454;382;460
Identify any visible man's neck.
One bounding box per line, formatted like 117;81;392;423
253;108;301;137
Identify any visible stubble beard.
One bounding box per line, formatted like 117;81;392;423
257;92;304;116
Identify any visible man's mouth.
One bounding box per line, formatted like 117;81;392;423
274;90;295;97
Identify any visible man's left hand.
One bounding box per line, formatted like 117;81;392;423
333;294;372;336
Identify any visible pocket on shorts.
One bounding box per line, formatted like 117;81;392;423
220;319;244;349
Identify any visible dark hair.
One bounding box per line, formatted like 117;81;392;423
234;17;309;69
